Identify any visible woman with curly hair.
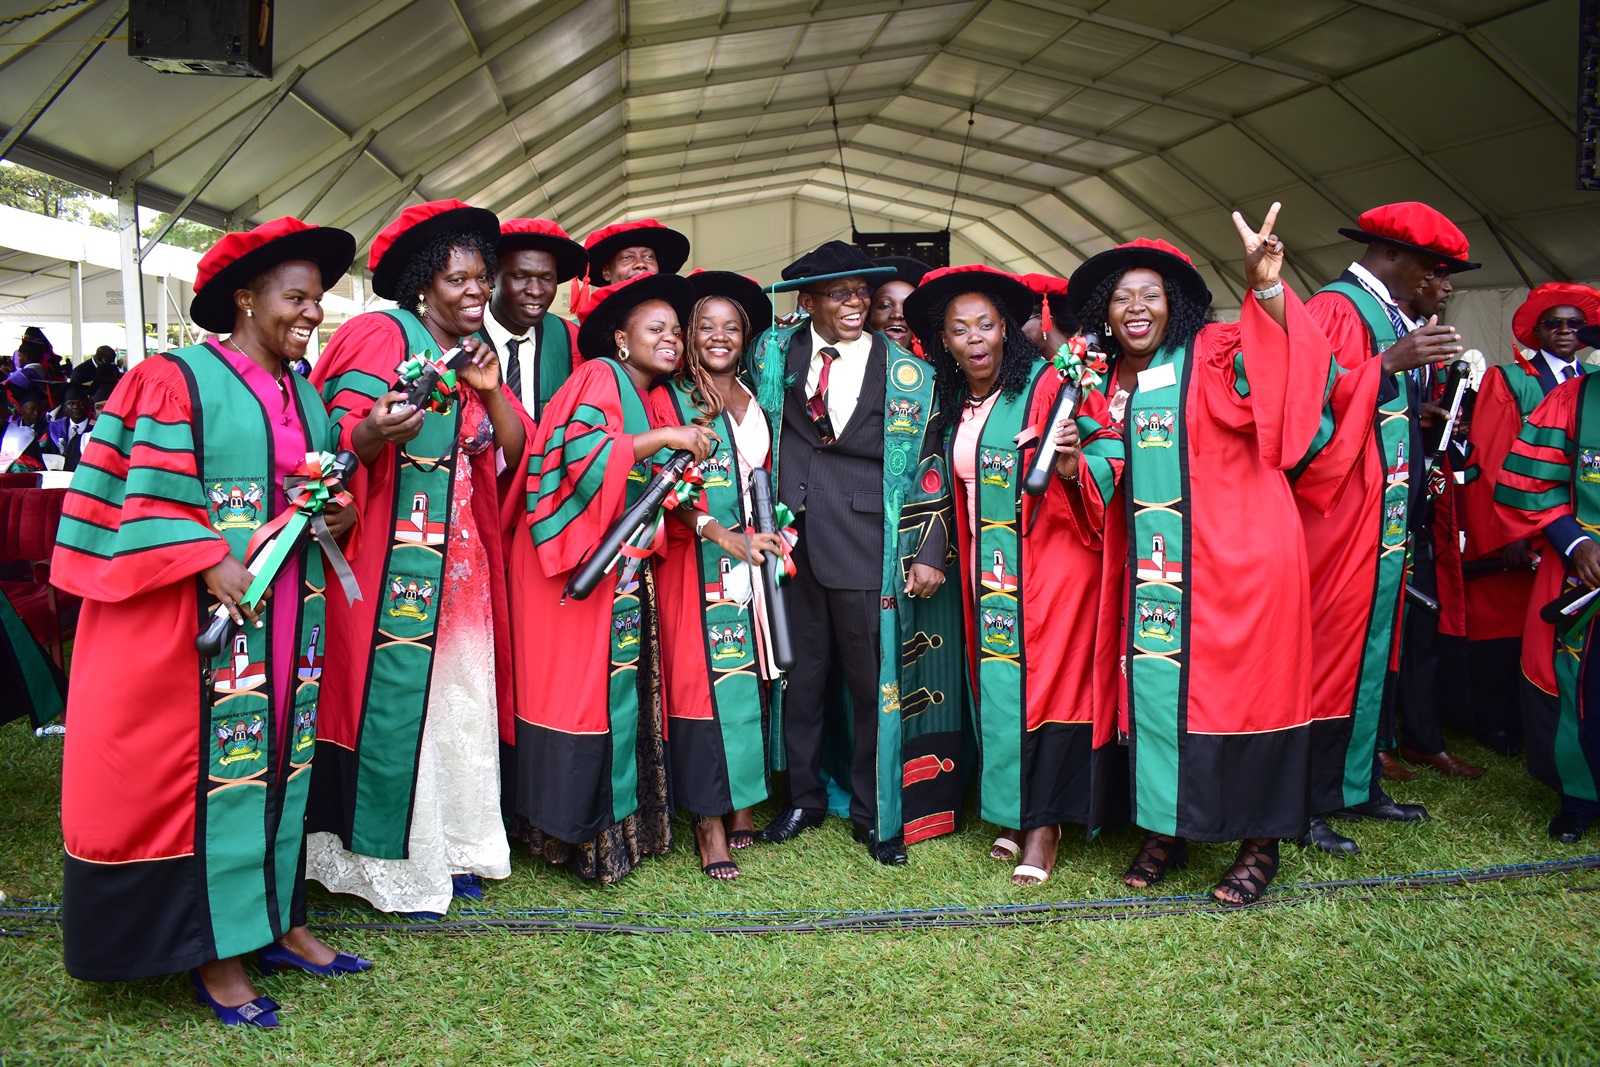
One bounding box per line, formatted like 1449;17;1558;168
650;270;785;881
1064;206;1333;906
905;266;1125;887
305;200;531;917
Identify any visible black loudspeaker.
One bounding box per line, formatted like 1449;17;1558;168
129;0;273;78
1581;0;1599;190
853;229;951;269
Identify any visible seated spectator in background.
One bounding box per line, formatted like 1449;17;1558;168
0;356;13;377
46;383;95;471
70;346;124;389
1;384;48;472
89;379;114;417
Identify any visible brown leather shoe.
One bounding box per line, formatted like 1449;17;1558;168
1378;750;1416;782
1400;746;1485;779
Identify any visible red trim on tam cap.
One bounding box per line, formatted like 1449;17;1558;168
497;217;588;283
1337;201;1479;272
190;216;355;334
1512;282;1600;350
582;219;690;277
367;199;499;300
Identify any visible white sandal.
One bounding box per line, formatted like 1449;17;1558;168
989;837;1021;861
1011;863;1050;886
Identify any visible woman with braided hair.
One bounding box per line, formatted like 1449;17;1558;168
906;265;1126;887
650;270;786;880
1064;206;1334;906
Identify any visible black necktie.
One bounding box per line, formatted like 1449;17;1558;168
504;337;523;401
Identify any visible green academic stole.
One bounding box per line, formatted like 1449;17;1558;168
342;309;462;857
1121;343;1191;837
534;315;574;420
600;359;657;822
880;347;963;842
966;365;1050;830
1320;280;1413;803
168;343;330;958
1549;375;1600;801
745;319;806;772
660;379;766;811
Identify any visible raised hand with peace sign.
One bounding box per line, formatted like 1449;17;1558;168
1231;201;1285;294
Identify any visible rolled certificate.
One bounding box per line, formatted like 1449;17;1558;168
1022;333;1101;497
749;468;795;671
564;450;695;601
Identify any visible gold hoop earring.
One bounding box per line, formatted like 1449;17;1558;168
417;295;429;319
618;345;630;363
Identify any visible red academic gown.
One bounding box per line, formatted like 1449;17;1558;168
307;313;533;854
950;365;1125;835
506;357;669;847
1292;290;1406;811
1068;292;1332;842
1456;361;1552;638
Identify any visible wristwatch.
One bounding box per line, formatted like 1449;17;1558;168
1252;280;1284;301
695;513;715;539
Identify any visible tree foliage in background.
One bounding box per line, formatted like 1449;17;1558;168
0;164;94;220
1;162;221;251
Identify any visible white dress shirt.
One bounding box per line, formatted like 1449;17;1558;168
483;310;537;404
804;326;873;436
1542;349;1582;383
1346;261;1421;333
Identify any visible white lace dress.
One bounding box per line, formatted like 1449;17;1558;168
306;398;511;913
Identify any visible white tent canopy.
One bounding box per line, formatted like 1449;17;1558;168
0;0;1593;357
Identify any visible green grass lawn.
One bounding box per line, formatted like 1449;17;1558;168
4;719;1599;1066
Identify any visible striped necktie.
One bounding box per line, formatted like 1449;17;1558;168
808;345;837;444
503;337;524;401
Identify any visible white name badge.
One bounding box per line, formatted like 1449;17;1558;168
1136;362;1176;392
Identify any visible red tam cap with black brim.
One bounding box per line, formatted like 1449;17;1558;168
902;265;1037;349
1066;238;1211;326
190;216;356;334
583;219;690;279
770;240;896;294
687;269;774;338
498;218;588;284
574;272;696;363
369;199;499;301
1338;201;1480;273
1512;282;1600;350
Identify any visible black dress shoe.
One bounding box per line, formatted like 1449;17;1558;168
757;807;825;843
1478;730;1523;757
1331;790;1429;823
1295;814;1361;856
851;824;909;865
1548;808;1588;843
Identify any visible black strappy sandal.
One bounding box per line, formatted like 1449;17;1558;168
726;829;756;850
1122;832;1188;889
1213;838;1279;907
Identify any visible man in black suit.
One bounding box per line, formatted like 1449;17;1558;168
757;242;948;865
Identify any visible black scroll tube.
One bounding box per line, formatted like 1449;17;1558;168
1022;333;1099;498
196;449;360;658
564;450;695;601
749;468;796;672
1541;583;1599;634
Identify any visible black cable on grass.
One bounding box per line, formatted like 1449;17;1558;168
6;856;1599;938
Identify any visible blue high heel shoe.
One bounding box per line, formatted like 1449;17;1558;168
189;969;280;1027
257;941;374;977
451;873;483;900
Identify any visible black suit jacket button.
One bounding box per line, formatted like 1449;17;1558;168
799;482;807;490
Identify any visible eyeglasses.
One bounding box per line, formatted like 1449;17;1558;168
805;285;873;304
1541;316;1587;332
